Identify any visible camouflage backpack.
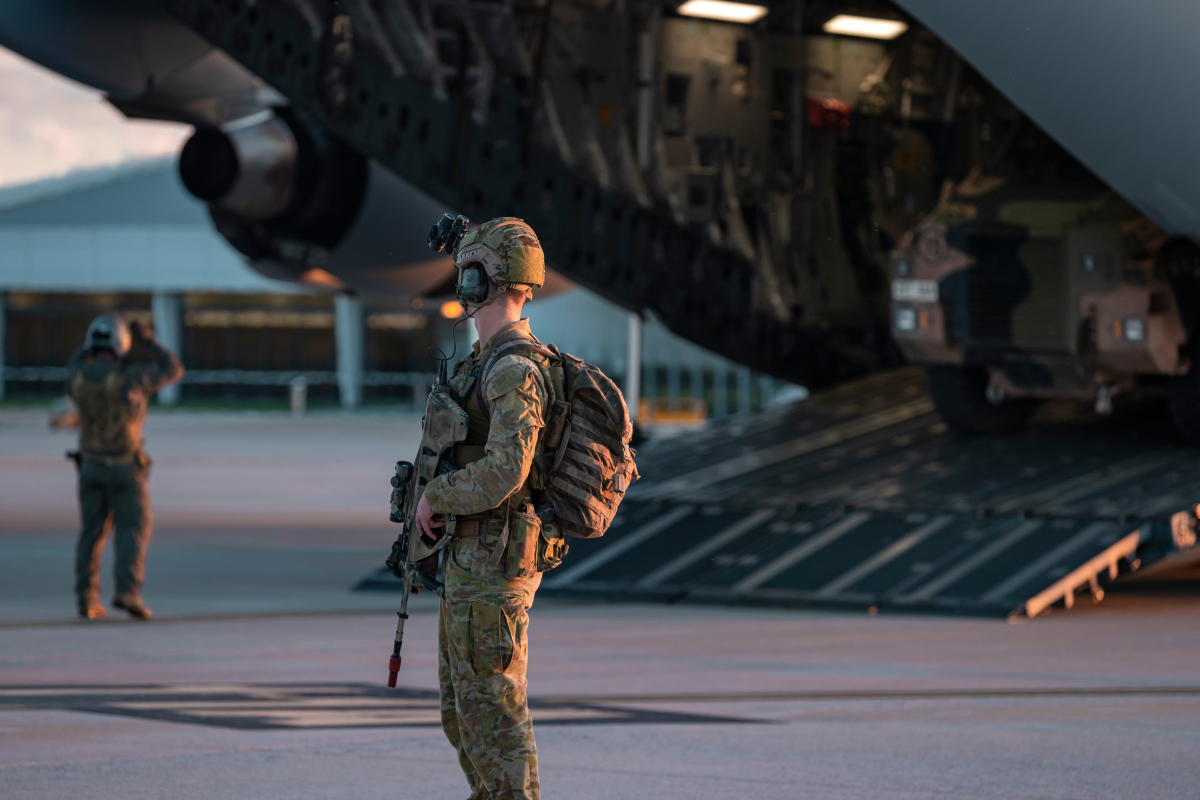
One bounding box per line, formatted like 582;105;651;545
478;332;639;538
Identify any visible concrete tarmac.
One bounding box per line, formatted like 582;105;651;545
3;407;1200;799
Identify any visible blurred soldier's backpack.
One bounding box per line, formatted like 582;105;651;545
477;332;639;538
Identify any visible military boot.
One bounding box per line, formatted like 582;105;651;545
78;599;107;620
112;595;153;620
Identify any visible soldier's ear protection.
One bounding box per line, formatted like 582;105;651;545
455;260;491;305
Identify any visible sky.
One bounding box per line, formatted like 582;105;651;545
0;46;190;188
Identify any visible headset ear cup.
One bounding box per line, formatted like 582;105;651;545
472;268;489;303
456;263;492;305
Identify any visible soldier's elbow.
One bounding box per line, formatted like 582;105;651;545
489;476;526;506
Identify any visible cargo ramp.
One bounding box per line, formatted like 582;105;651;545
360;369;1200;618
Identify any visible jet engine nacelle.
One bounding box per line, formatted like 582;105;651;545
179;109;454;296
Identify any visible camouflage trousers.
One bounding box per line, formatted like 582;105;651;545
439;535;542;800
75;461;152;606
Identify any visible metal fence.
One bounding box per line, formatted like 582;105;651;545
4;364;802;418
3;367;438;407
5;367;436;386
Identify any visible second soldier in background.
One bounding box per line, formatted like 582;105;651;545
67;314;184;620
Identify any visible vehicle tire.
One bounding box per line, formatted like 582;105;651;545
924;365;1036;434
1167;344;1200;445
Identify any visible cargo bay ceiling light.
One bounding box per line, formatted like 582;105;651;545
823;14;908;40
677;0;770;24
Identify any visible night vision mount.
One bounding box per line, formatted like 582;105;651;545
425;213;472;386
428;214;469;255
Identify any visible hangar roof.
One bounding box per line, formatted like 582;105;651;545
0;159;305;293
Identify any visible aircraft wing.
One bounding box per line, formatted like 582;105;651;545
897;0;1200;240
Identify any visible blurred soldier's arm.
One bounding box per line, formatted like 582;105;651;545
423;355;547;517
55;347;88;430
64;345;89;389
126;321;185;393
50;396;80;430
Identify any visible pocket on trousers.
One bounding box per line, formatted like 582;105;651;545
469;602;521;676
449;534;498;582
504;506;540;580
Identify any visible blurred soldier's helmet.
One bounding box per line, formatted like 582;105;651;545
85;314;132;357
453;217;545;306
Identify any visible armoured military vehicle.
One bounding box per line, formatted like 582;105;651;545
890;146;1200;441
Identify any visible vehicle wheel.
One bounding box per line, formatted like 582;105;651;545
1167;345;1200;445
924;365;1036;434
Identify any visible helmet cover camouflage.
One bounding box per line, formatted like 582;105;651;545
454;218;545;298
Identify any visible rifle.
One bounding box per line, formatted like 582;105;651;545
383;211;472;688
383;359;468;688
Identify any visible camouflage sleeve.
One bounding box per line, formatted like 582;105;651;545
64;346;88;398
127;340;185;393
424;354;547;516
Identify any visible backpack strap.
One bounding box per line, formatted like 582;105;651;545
455;330;543;407
474;331;557;418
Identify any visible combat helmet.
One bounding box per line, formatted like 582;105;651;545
453;217;545;305
85;314;131;357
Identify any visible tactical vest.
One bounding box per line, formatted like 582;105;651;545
71;363;144;456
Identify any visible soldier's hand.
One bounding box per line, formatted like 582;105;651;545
415;494;445;546
129;320;155;343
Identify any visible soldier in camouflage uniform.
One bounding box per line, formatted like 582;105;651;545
413;218;550;800
67;314;184;620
